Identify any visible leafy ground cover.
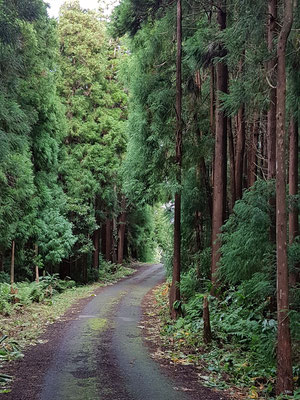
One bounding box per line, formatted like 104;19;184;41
144;283;300;400
0;263;136;393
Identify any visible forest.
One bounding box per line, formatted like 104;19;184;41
0;0;299;399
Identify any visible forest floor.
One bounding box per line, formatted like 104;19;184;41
1;263;229;400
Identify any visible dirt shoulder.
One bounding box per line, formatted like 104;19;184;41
141;284;243;400
0;263;146;397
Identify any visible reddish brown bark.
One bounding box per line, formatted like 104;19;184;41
228;117;236;212
105;218;112;262
289;117;299;242
276;0;294;394
112;217;117;264
200;157;212;220
211;0;228;285
169;0;182;319
117;196;126;265
235;105;246;200
101;221;106;256
289;117;299;285
93;229;100;269
267;0;278;180
248;116;259;187
210;65;215;135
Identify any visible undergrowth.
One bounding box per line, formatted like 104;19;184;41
98;261;135;283
155;282;300;400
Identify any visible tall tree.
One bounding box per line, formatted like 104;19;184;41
169;0;182;319
58;1;127;279
275;0;294;394
267;0;278;180
211;0;228;285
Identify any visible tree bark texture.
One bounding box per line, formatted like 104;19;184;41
235;105;246;200
105;218;112;262
82;253;88;283
93;229;100;269
117;196;126;265
248;116;259;187
112;217;117;264
210;65;215;135
276;0;294;394
169;0;182;319
289;117;299;286
289;117;298;243
101;221;106;257
267;0;278;180
211;0;228;285
228;117;236;212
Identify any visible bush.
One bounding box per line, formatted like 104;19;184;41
219;179;275;284
0;274;77;315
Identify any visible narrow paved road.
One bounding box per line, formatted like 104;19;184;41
5;264;227;400
40;263;188;400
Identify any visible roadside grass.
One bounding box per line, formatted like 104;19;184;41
0;263;136;393
148;283;300;400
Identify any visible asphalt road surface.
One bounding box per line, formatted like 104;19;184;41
5;264;228;400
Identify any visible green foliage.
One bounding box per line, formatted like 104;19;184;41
219;180;276;284
58;2;128;272
0;275;76;316
0;273;9;284
126;205;156;262
158;281;298;398
0;0;76;277
0;335;23;364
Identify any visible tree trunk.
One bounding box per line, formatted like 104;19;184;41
200;157;212;220
117;196;126;265
82;253;88;283
210;65;215;135
101;220;106;257
211;0;228;285
267;0;278;180
105;218;112;262
169;0;182;319
276;0;294;394
35;244;39;283
228;117;236;212
123;228;129;260
93;229;100;269
10;240;15;286
112;217;117;264
289;116;299;285
235;105;246;200
248;115;259;187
